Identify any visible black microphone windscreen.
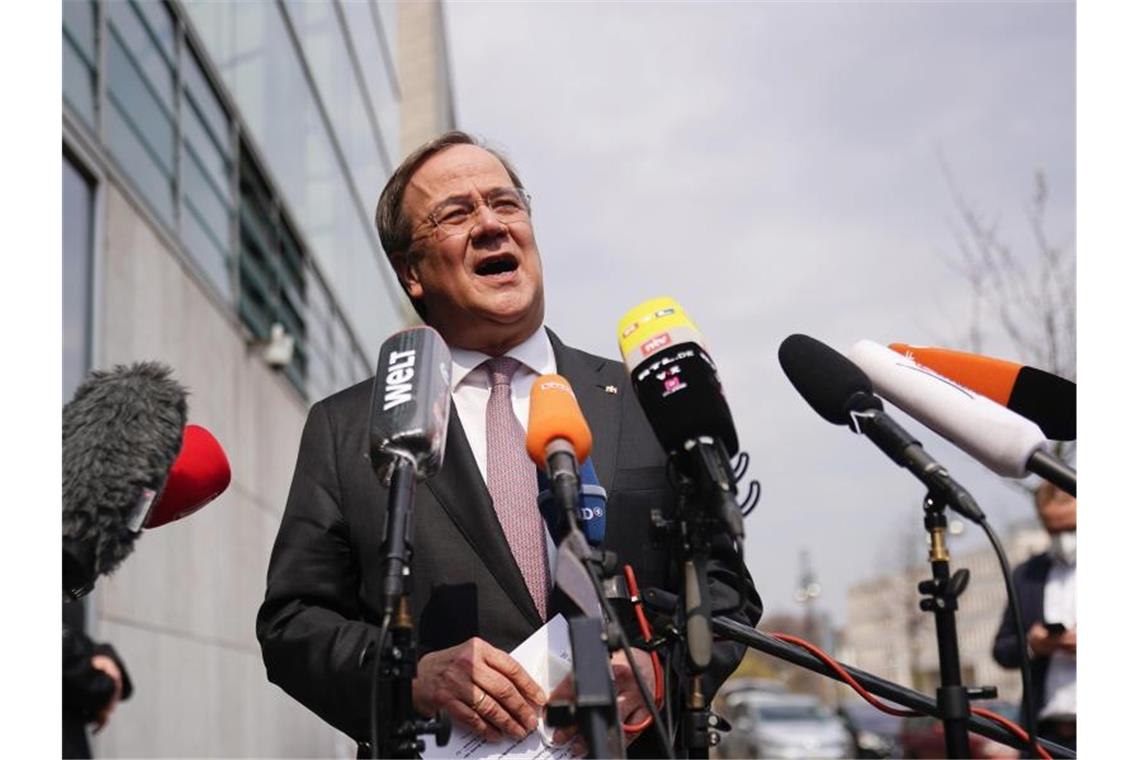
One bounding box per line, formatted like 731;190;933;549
1010;366;1077;441
629;341;739;456
369;326;452;481
62;362;188;579
778;334;879;425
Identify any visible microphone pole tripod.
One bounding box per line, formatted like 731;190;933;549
653;438;746;759
920;492;993;760
544;452;624;759
370;457;449;759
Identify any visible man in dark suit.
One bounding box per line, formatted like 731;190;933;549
256;131;762;756
992;482;1077;752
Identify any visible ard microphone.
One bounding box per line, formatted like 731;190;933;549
538;457;607;546
888;343;1076;441
617;297;744;539
778;334;985;523
63;362;188;597
852;340;1075;496
368;326;452;483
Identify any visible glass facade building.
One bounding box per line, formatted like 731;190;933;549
62;2;454;755
64;0;415;404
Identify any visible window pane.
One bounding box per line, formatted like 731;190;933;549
63;37;96;129
107;0;176;111
106;32;176;171
106;101;174;223
183;98;231;203
183;51;230;152
341;0;400;166
63;0;96;64
63;156;94;401
182;200;231;297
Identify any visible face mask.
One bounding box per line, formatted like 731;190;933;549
1049;531;1076;565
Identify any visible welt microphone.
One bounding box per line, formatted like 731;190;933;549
778;334;985;523
368;326;452;483
616;296;743;539
368;326;453;613
888;343;1075;441
850;340;1075;497
62;363;232;600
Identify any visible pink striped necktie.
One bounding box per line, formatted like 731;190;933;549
483;356;549;620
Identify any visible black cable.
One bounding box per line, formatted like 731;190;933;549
583;562;675;759
979;518;1039;758
369;612;393;760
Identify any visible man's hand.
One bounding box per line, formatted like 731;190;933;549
89;654;123;733
611;648;655;742
550;648;657;748
413;637;546;743
1057;627;1077;656
1028;622;1077;659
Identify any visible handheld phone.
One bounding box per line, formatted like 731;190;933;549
1044;622;1068;635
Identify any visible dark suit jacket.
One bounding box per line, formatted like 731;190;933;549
992;552;1052;723
256;330;762;754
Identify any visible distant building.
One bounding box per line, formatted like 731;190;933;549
62;1;453;755
843;520;1049;707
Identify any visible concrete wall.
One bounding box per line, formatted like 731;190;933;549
398;0;455;155
87;183;354;757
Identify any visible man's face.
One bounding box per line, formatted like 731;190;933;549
397;144;544;353
1036;487;1077;534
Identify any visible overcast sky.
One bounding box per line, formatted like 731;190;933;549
443;1;1075;626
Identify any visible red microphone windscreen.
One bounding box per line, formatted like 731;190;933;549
144;424;231;529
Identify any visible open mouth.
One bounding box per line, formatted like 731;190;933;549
474;254;519;277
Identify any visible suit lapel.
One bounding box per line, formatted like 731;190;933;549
426;402;543;627
549;329;620;496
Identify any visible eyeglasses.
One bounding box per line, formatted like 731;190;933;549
412;187;532;241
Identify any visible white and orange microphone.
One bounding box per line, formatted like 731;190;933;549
889;343;1075;441
849;340;1075;496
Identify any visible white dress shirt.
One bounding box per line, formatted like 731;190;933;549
448;327;558;574
1039;532;1077;720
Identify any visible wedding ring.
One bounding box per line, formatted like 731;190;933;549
472;688;488;710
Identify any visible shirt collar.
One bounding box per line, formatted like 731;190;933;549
449;326;556;391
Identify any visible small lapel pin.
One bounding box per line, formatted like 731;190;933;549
604;385;618;395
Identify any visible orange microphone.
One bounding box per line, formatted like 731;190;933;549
526;374;592;468
142;424;232;529
889;344;1075;441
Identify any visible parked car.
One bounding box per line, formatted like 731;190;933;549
719;691;856;759
898;701;1021;759
837;700;903;758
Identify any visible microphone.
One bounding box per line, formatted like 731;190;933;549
368;326;452;483
778;334;985;523
368;326;453;614
525;374;592;526
888;343;1076;441
143;424;231;529
616;296;743;539
63;362;188;598
851;340;1075;496
537;457;607;546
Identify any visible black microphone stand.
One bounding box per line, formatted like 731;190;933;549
919;492;982;759
653;437;748;759
638;589;1076;760
544;451;624;759
369;457;449;759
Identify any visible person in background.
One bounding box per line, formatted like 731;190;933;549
993;481;1076;752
